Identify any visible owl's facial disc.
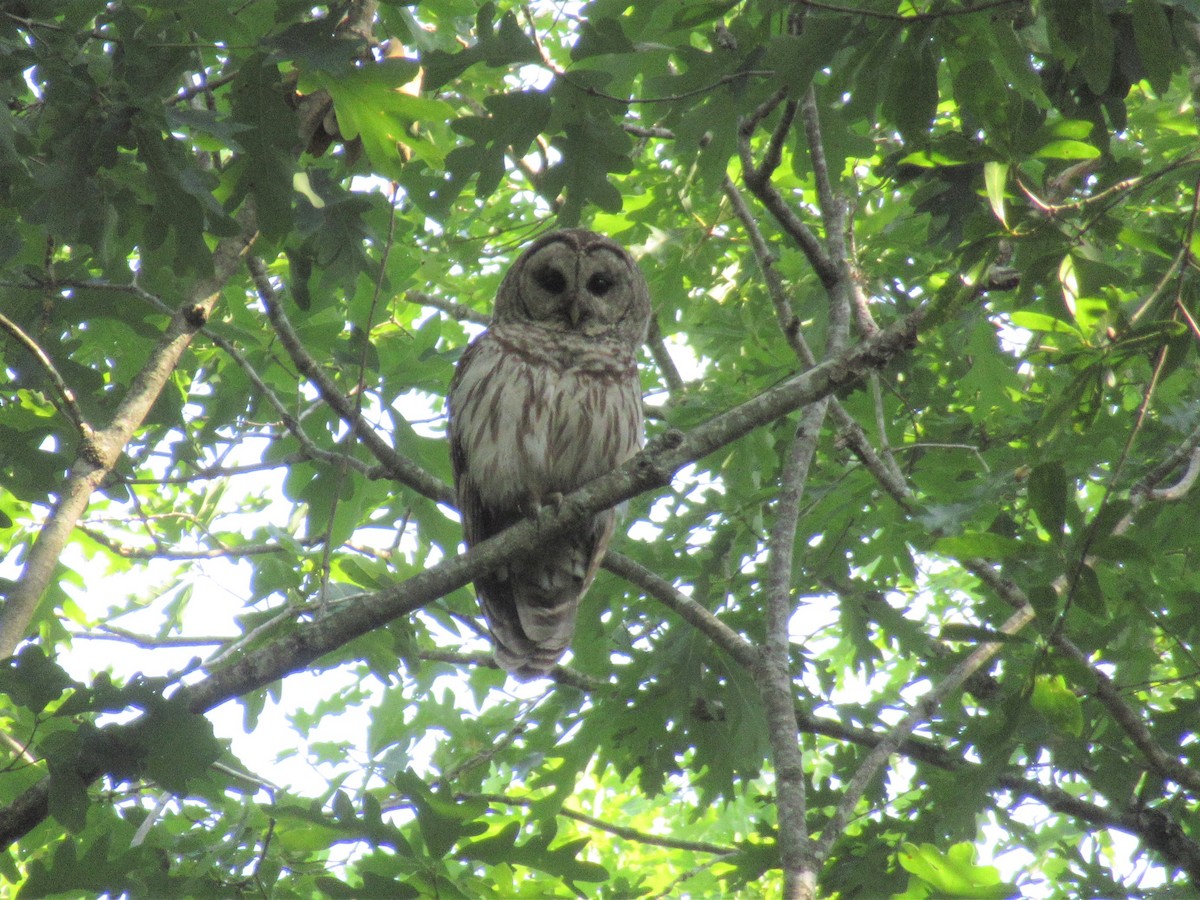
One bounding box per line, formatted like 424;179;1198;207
524;247;627;329
495;229;650;345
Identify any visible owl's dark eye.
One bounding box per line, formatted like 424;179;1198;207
533;266;567;294
587;273;614;296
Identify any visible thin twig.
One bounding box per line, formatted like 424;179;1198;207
74;624;232;648
417;649;602;691
814;604;1036;860
404;290;490;325
0;311;89;435
796;0;1026;22
723;176;813;362
461;792;736;855
562;69;776;106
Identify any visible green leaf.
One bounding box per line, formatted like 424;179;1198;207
139;699;222;794
46;759;90;834
933;533;1024;561
1030;674;1084;737
885;34;938;143
671;0;739;29
1008;311;1082;336
306;61;453;174
1033;140;1101;160
393;768;487;858
983;161;1007;227
1028;461;1068;540
1080;1;1115;96
897;841;1017;898
1132;0;1174;94
0;645;76;714
229;53;297;240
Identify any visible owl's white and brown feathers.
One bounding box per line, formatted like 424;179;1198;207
447;229;651;678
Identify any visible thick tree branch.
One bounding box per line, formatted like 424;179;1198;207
0;211;259;659
760;401;829;899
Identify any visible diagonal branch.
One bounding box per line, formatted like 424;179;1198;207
602;552;760;671
813;604;1036;861
738;97;839;289
248;255;454;505
0;211;259;659
460;791;736;855
0;311;88;436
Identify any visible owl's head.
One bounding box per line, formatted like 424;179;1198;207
494;229;652;347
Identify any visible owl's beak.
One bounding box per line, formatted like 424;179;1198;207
567;295;588;327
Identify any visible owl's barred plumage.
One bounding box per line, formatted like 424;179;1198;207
447;229;651;678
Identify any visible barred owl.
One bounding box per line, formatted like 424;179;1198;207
447;229;651;678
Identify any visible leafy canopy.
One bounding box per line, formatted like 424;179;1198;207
0;0;1199;897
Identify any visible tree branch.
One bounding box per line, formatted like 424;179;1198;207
602;552;761;671
0;210;259;659
248;255;454;505
759;401;829;898
0;310;89;436
404;290;490;326
1053;636;1200;797
461;792;736;855
739;99;839;288
813;604;1036;861
723;175;813;362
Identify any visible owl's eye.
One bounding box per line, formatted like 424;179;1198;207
533;266;567;294
587;273;614;296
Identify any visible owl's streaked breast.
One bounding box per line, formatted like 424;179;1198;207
449;322;643;512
